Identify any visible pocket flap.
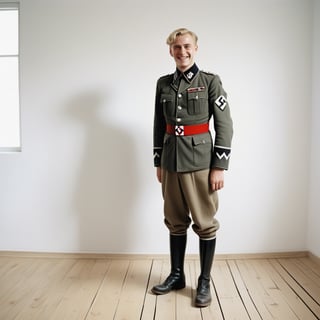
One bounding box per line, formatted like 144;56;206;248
187;91;207;100
160;94;173;103
192;135;209;146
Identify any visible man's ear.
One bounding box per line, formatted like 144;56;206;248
169;46;173;57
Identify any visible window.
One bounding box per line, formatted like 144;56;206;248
0;2;20;151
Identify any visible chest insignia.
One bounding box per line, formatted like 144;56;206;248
187;86;205;93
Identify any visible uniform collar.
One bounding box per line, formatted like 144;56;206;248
174;63;199;83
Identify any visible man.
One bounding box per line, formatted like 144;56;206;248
152;28;233;307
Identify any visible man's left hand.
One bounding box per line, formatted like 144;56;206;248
210;168;224;191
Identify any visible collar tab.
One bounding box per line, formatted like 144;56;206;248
177;64;199;82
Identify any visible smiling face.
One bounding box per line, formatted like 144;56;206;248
169;33;198;72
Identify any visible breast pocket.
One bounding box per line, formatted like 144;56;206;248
187;91;208;115
160;94;175;117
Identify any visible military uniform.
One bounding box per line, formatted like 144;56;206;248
153;63;233;173
153;63;233;241
151;29;233;307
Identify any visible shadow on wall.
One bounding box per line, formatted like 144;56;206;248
66;91;139;253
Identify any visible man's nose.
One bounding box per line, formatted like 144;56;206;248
180;47;186;54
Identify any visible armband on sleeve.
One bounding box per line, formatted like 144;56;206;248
212;145;231;169
153;147;162;167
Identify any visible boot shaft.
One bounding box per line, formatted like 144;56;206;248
199;238;216;279
170;234;187;273
151;234;187;295
195;238;216;307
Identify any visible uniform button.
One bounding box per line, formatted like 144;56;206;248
163;99;166;103
178;93;182;98
177;106;182;110
177;118;181;122
202;140;206;144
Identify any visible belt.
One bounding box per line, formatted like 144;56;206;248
166;123;209;136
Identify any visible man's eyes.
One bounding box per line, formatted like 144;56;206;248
174;45;191;50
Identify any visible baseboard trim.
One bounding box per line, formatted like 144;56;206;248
0;250;311;260
308;252;320;265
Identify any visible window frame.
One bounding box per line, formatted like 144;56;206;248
0;1;21;152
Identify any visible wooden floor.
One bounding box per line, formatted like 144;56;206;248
0;253;319;320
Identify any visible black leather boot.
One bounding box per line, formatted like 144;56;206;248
151;234;187;295
195;238;216;307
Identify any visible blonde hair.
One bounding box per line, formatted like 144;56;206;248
166;28;198;46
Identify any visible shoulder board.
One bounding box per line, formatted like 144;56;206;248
159;73;173;80
200;70;216;76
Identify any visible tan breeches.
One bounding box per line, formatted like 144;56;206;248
161;169;219;240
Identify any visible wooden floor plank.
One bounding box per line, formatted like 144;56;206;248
0;258;47;320
153;259;177;320
48;259;109;320
0;258;39;299
249;260;301;320
0;257;12;279
293;258;320;289
0;255;319;320
278;258;320;304
262;259;318;320
113;260;152;320
213;260;251;319
271;259;320;319
227;260;262;320
298;257;320;277
13;259;77;320
176;260;202;320
86;259;129;319
140;259;162;320
236;259;277;320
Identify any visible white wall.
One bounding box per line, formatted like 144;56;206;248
308;0;320;257
0;0;316;254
